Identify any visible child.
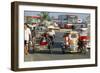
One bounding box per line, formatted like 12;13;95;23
63;32;70;48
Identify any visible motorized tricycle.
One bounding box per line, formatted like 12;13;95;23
61;31;79;53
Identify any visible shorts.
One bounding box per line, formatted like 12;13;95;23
24;40;28;45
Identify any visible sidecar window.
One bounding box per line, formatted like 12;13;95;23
71;34;77;38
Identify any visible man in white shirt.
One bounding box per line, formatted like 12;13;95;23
47;28;55;46
48;29;55;37
24;23;31;55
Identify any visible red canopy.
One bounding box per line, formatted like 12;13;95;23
32;16;41;18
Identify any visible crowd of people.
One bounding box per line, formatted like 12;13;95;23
24;23;90;55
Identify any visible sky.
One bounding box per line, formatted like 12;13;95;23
24;11;90;22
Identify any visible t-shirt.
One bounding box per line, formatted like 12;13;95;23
48;30;55;36
24;28;31;41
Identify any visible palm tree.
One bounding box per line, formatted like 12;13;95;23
38;12;51;27
40;12;51;21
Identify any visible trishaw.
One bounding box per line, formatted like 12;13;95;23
61;31;79;53
61;28;89;54
78;28;90;54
